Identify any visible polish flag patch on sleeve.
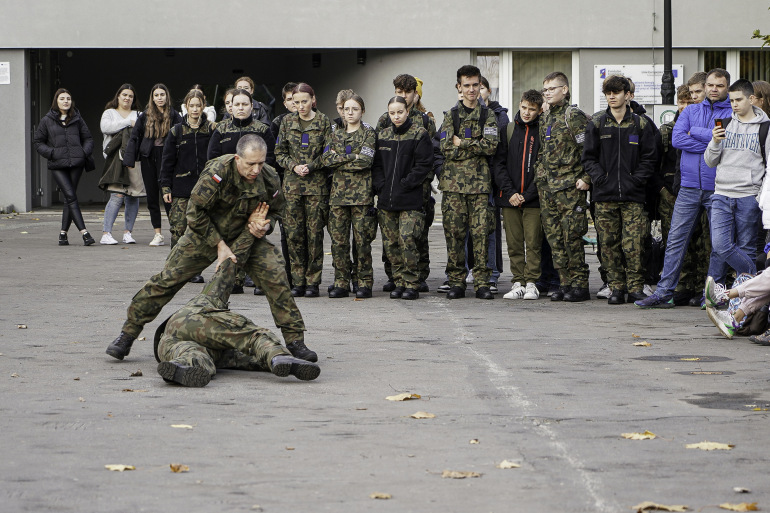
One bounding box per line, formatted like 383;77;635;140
212;174;222;183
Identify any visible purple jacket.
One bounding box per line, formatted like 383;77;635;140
672;97;731;191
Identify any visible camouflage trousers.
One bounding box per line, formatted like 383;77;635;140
284;193;329;287
122;235;305;344
329;205;377;289
538;187;590;288
384;183;434;283
593;201;647;293
442;192;492;288
379;208;425;289
167;197;188;249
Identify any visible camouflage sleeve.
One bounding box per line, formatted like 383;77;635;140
319;130;347;169
438;111;455;159
569;108;592;184
308;117;332;172
275;116;298;172
264;166;286;228
426;115;437;139
337;127;376;172
187;162;225;247
461;110;499;157
259;124;277;168
375;112;389;133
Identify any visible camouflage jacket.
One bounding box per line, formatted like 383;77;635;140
275;111;332;195
535;101;591;192
320;123;377;206
187;154;284;262
376;106;437;138
438;101;499;194
207;114;276;167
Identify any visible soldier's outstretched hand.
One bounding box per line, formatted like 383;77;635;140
216;240;237;270
248;202;271;239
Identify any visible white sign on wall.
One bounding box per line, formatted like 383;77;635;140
0;62;9;85
593;64;684;114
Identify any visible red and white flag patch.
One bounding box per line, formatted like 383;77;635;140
212;174;222;183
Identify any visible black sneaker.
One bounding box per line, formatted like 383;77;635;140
157;361;211;387
550;285;571;301
564;287;590;302
189;274;205;284
608;289;626;305
271;355;321;381
58;233;69;246
437;281;450;293
286;340;318;362
106;332;136;360
475;286;494;300
231;284;244;294
447;286;466;299
417;281;429;293
382;280;396;292
356;287;372;299
82;231;96;246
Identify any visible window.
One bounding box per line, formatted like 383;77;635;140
476;52;500;101
740;50;770;83
704;50;727;72
512;51;572;103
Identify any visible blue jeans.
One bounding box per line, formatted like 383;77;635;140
709;194;760;279
103;193;140;233
655;187;721;298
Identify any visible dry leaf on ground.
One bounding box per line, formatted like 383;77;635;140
469;439;480;444
171;424;194;429
138;337;146;341
719;503;758;512
622;430;657;440
496;460;521;469
285;447;295;450
130;370;143;377
17;325;27;329
441;470;481;479
632;333;641;338
633;341;652;347
370;492;392;500
121;389;148;393
169;463;190;473
105;464;135;472
685;441;734;451
78;397;85;402
410;411;435;419
386;392;421;401
733;488;751;493
680;357;700;361
10;373;19;378
632;501;688;512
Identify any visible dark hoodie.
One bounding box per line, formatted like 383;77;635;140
34;109;94;170
492;111;540;208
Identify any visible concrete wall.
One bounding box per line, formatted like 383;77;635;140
0;50;30;212
0;0;762;50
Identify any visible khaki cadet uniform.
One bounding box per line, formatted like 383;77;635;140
156;259;291;379
320;124;378;290
276;111;332;288
121;154;306;345
377;107;437;283
535;101;591;289
438;102;499;290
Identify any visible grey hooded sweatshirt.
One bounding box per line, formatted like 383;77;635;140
704;105;770;198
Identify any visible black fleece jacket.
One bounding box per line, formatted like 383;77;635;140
372;118;433;211
160;114;216;199
492;111;540;208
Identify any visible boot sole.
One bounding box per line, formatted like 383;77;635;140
272;359;321;381
157;362;211;387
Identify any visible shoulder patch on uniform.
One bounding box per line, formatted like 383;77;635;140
363;122;373;129
440;130;447;140
212;174;222;183
484;126;497;136
575;133;585;144
273;189;280;197
361;146;375;158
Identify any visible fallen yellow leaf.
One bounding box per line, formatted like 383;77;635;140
685;441;734;451
752;407;768;411
632;333;641;338
130;370;143;377
105;464;135;472
622;430;657;440
285;447;295;450
171;424;194;429
17;325;27;329
410;411;435;419
138;337;146;341
680;357;700;361
469;439;480;444
385;393;421;401
78;397;85;402
369;492;392;500
719;503;758;512
632;501;688;512
169;463;189;473
733;488;751;493
496;460;521;469
441;470;481;479
10;373;19;378
633;341;652;347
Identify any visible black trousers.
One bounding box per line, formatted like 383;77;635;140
141;146;170;229
51;167;86;232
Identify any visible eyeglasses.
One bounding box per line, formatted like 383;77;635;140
542;85;566;93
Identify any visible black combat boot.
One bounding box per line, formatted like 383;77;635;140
475;286;494;300
401;288;419;300
328;286;349;298
286;340;318;362
356;287;372;298
447;286;466;299
189;274;205;284
253;286;265;296
271;355;321;381
382;280;396;292
157;361;211;387
291;285;306;297
305;284;320;297
106;332;136;360
564;287;590;302
608;289;626;305
550;285;572;302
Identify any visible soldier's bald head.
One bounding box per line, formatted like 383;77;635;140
236;134;267;157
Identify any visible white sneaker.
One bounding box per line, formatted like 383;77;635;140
122;232;136;244
149;233;165;246
596;283;611;299
523;282;539;300
503;282;525;300
100;233;119;245
643;284;655;297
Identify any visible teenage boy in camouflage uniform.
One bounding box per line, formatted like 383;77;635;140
106;135;317;363
536;71;591;302
438;65;499;299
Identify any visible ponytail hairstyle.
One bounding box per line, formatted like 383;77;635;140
144;83;173;139
387;96;408;109
51;88;75;123
292;83;317;108
183;88;207;108
346;93;365;113
104;83;139;111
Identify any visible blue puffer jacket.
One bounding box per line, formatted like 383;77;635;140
672;97;731;191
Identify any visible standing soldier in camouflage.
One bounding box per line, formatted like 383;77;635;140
373;96;433;299
536;71;592;302
155;258;320;387
582;76;658;304
438;65;499;300
105;134;317;364
321;94;378;298
276;83;332;298
376;74;437;292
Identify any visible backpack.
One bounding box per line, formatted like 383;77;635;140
451;104;489;138
719;117;770;166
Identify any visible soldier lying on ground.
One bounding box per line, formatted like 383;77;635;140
154;257;320;387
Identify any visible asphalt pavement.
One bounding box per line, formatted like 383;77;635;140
1;206;769;513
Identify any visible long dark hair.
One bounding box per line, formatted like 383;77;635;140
144;83;173;139
104;83;140;111
51;88;75;123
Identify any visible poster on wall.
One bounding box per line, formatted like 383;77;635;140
593;64;683;113
0;62;9;85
